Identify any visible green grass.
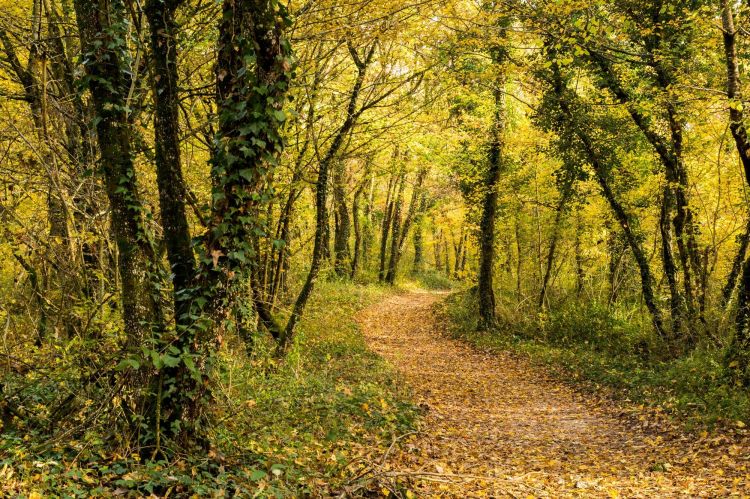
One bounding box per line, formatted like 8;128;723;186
0;281;418;497
408;269;456;290
441;290;750;430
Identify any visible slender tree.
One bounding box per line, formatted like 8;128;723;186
477;44;507;330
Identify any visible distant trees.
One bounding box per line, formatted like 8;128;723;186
434;0;750;382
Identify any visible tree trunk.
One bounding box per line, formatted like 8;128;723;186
385;173;406;285
659;186;684;338
145;0;194;324
539;184;572;309
282;41;377;348
575;213;585;297
591;51;699;337
1;1;79;338
433;228;443;272
443;238;450;276
515;214;523;300
361;177;375;267
379;170;398;281
547;61;667;341
732;254;750;385
351;168;369;279
387;166;427;284
477;82;505;329
722;217;750;308
412;193;428;272
74;0;163;344
270;167;303;307
413;225;424;272
607;227;626;306
332;161;351;276
721;0;750;381
460;232;468;274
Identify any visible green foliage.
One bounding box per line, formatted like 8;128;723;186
410;269;456;290
1;282;417;496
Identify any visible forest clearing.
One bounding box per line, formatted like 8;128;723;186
3;0;750;496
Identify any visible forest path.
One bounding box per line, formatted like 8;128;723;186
357;291;749;498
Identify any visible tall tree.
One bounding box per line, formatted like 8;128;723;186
73;0;163;344
332;160;351;276
477;40;507;330
145;0;195;324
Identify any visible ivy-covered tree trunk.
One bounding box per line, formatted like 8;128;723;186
136;0;294;448
209;0;292;340
332;161;351;276
145;0;195;323
73;0;162;344
477;62;506;330
140;0;207;454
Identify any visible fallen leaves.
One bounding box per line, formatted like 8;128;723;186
357;291;750;497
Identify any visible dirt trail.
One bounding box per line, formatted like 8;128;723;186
357;291;750;498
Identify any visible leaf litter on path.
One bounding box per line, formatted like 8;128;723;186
356;291;750;497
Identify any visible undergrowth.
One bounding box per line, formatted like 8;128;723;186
0;281;417;497
408;269;455;290
442;290;750;430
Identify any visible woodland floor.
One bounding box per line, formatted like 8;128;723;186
357;291;750;498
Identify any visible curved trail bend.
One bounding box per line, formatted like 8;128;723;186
357;291;749;498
